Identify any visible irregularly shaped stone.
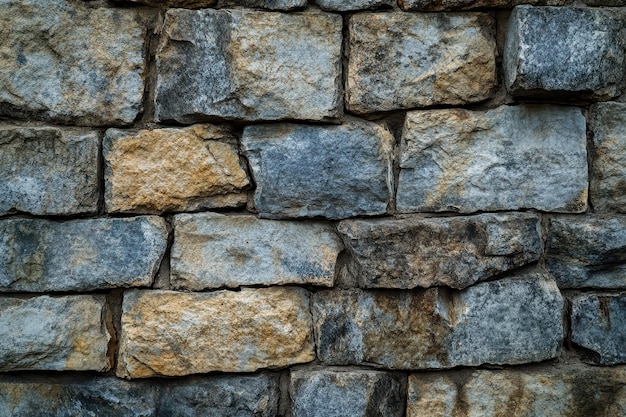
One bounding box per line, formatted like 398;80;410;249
171;212;342;290
0;217;167;292
0;295;110;372
315;0;393;11
591;102;626;213
0;0;152;126
545;215;626;289
399;0;564;11
313;273;562;369
104;125;248;214
242;119;393;219
338;212;541;290
397;105;588;213
155;9;342;123
0;125;99;216
346;13;496;114
504;6;626;99
290;369;404;417
117;287;315;378
218;0;307;10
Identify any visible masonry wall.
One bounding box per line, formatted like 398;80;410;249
1;0;626;415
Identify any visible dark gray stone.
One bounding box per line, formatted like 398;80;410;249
315;0;394;11
399;0;564;11
218;0;307;9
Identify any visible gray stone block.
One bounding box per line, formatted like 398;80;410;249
315;0;394;11
399;0;565;12
218;0;307;10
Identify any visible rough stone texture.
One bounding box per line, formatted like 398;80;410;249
104;125;248;214
338;212;541;290
290;369;404;417
123;0;217;7
0;0;150;126
117;287;315;378
545;215;626;289
0;217;167;292
218;0;307;10
590;102;626;213
399;0;564;11
242;119;393;219
571;293;626;365
316;0;394;11
0;295;110;372
407;364;626;417
346;13;496;114
155;9;342;123
0;125;99;216
313;273;562;369
171;212;342;290
397;105;588;213
504;6;626;99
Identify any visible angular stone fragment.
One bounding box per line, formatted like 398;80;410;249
313;273;563;368
316;0;393;11
399;0;564;12
0;217;167;292
171;213;342;290
290;369;404;417
0;125;99;216
0;0;151;126
591;102;626;213
155;9;342;123
117;287;315;378
0;295;110;372
104;125;249;214
397;105;588;213
346;13;496;113
218;0;307;10
504;6;626;99
545;215;626;289
242;119;393;219
338;212;541;289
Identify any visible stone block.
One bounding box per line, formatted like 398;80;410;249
316;0;394;11
399;0;564;11
218;0;307;10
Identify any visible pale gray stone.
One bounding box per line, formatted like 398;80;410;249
155;9;342;123
0;125;99;216
0;217;168;292
171;212;343;290
397;105;588;213
316;0;393;11
399;0;564;11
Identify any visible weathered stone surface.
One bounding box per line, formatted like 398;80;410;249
591;102;626;213
0;295;110;372
155;9;342;123
316;0;393;11
242;119;393;219
0;217;167;292
290;369;404;417
397;105;588;213
399;0;564;11
313;273;562;369
545;215;626;289
346;13;496;114
218;0;307;10
407;364;626;417
338;213;541;290
123;0;217;7
104;125;248;214
0;125;98;216
117;287;315;378
504;6;626;99
171;212;342;290
0;0;151;126
572;293;626;365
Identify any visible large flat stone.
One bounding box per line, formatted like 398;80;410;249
0;125;99;216
155;9;342;123
0;217;167;292
316;0;394;11
0;0;151;126
117;287;315;378
399;0;564;11
171;212;342;290
504;6;626;99
242;119;393;219
0;295;110;372
313;273;563;369
104;125;248;214
397;105;588;213
346;12;496;113
218;0;307;9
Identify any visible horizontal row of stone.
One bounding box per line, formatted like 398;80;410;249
3;2;625;125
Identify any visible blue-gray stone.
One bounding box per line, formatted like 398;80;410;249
315;0;394;11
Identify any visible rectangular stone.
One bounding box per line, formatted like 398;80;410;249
346;12;496;113
399;0;565;11
0;125;99;216
315;0;394;11
397;105;588;213
0;217;168;292
218;0;307;9
0;295;110;372
155;9;342;123
171;212;342;290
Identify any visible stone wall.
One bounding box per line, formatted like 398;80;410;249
1;0;625;415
